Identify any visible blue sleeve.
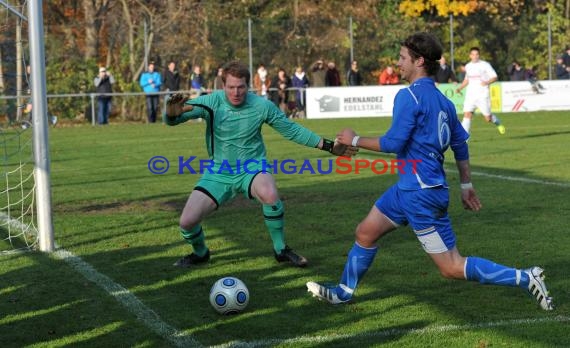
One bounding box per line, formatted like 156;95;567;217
380;90;416;153
451;141;469;161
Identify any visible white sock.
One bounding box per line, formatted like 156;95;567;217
461;118;471;133
491;114;500;125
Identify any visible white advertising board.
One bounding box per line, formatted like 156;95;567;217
305;81;570;118
500;80;570;112
305;86;403;119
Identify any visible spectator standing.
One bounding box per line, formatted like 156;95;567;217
311;59;326;87
346;60;363;86
508;61;526;81
291;66;310;118
270;68;292;113
555;55;569;79
379;65;399;85
253;64;271;99
163;61;181;93
139;61;162;123
94;66;115;125
456;64;466;83
213;67;224;89
434;56;457;83
325;61;341;86
21;65;58;129
189;64;207;96
562;45;570;68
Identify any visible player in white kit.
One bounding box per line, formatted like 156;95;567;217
455;47;505;135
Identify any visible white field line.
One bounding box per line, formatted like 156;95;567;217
353;154;570;188
453;169;570;187
51;247;203;348
0;214;203;348
211;315;570;348
3;152;567;348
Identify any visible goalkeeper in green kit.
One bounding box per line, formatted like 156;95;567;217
164;61;357;268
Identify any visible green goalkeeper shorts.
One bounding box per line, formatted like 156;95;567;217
194;162;270;208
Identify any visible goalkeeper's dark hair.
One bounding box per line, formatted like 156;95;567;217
222;61;250;86
401;32;442;76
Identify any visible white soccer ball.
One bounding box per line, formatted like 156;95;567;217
209;277;249;315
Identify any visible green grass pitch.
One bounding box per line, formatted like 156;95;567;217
1;111;569;347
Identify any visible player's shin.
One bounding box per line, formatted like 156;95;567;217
337;242;378;301
180;225;208;257
465;256;530;288
262;200;285;253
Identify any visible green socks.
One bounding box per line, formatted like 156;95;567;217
180;225;208;257
263;200;285;253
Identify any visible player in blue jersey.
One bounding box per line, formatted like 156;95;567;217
164;61;357;269
306;32;553;310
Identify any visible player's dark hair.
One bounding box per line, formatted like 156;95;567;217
401;32;442;76
470;47;480;53
222;61;250;86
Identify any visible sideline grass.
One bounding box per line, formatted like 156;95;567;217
1;111;569;347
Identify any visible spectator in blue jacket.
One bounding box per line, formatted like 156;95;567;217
139;61;162;123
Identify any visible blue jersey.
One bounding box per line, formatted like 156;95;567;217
380;77;469;190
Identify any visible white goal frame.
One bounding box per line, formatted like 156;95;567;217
1;0;54;252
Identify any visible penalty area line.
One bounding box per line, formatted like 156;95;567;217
52;247;203;348
1;212;202;347
211;315;570;348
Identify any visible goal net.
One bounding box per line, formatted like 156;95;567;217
0;2;39;253
0;125;37;253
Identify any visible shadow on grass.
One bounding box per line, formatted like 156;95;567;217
2;162;569;347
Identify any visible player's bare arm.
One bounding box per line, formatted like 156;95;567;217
455;78;468;93
456;159;482;211
336;128;381;152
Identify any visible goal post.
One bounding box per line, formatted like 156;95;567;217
27;0;54;252
0;1;54;253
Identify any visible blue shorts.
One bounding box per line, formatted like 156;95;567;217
375;185;456;253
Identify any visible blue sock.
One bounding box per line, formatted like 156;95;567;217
465;256;529;288
336;242;378;301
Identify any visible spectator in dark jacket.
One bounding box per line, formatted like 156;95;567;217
346;60;363;86
291;66;310;117
163;61;181;93
508;61;526;81
270;68;292;113
434;56;457;83
325;62;341;86
94;67;115;124
555;55;569;79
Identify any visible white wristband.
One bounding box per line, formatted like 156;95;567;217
460;182;473;190
351;135;360;147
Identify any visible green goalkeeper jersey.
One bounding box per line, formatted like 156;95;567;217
165;90;322;171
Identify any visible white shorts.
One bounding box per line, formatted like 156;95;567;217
463;95;491;116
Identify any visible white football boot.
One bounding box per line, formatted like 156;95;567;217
525;267;554;310
306;281;350;305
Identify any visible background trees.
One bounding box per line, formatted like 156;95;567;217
1;0;569;120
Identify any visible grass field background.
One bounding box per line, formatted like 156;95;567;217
1;111;569;347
